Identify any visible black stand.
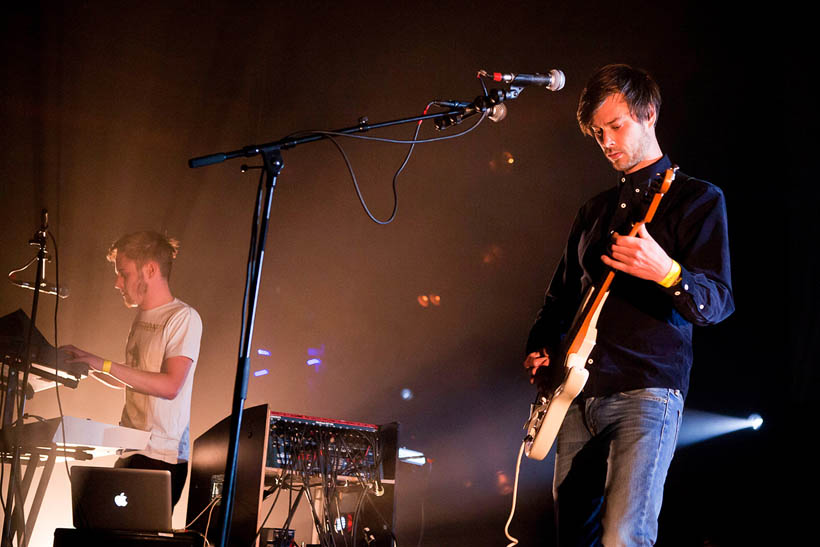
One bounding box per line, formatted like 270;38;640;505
1;211;50;547
188;95;506;547
214;150;283;547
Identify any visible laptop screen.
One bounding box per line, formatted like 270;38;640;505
70;466;172;532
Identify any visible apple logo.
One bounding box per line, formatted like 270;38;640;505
114;492;128;507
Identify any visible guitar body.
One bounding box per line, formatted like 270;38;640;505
522;166;678;461
524;290;608;460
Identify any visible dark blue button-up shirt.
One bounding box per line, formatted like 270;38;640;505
526;155;734;398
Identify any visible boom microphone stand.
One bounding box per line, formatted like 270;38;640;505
188;92;507;547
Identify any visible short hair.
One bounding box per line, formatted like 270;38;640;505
107;231;180;279
577;64;662;137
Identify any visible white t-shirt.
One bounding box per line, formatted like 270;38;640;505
119;298;202;464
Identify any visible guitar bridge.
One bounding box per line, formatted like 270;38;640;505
523;399;547;431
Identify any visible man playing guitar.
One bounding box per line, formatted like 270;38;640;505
523;64;734;545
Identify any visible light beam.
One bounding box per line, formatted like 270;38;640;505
677;410;764;447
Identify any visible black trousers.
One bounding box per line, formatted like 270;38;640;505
115;454;188;507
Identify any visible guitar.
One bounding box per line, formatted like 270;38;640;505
523;166;678;461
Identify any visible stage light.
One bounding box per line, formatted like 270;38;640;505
398;447;426;466
749;413;763;430
417;294;441;308
482;244;503;265
334;514;353;533
677;409;765;447
253;369;269;377
482;244;503;264
495;469;513;496
489;151;516;172
401;388;413;400
306;345;324;367
257;348;271;356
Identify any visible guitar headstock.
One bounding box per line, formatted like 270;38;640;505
659;165;678;193
642;165;678;224
644;165;678;200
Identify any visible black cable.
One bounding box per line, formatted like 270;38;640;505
290;108;488;145
304;108;488;226
252;476;284;547
350;484;369;547
301;485;330;547
363;493;399;545
317;431;333;547
318;108;425;226
333;493;350;547
416;461;433;547
268;423;392;546
47;230;72;482
0;360;7;512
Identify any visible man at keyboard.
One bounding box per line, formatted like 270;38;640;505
61;231;202;507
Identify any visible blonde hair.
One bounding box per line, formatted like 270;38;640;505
107;231;180;279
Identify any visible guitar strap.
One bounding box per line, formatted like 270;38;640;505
581;167;687;371
603;168;689;265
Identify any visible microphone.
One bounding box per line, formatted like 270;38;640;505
433;100;471;108
8;274;70;298
484;69;566;91
433;100;507;125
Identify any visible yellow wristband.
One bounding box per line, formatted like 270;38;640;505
102;360;112;373
658;260;682;288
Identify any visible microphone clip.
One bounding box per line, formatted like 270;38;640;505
8;209;69;298
432;89;507;131
29;209;49;248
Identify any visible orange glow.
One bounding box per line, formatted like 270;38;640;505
482;244;503;264
418;294;441;307
495;469;513;495
489;151;516;172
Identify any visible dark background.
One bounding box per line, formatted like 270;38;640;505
1;1;814;545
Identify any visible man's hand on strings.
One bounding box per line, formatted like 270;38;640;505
602;224;673;283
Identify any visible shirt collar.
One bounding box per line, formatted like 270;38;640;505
618;155;672;189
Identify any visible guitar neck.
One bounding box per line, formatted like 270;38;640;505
564;166;678;358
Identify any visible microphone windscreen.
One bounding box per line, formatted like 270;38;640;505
489;103;508;122
548;69;566;91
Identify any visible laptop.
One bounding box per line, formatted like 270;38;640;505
70;466;172;532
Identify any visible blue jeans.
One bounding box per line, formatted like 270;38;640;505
553;388;683;546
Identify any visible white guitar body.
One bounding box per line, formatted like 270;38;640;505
523;290;609;461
